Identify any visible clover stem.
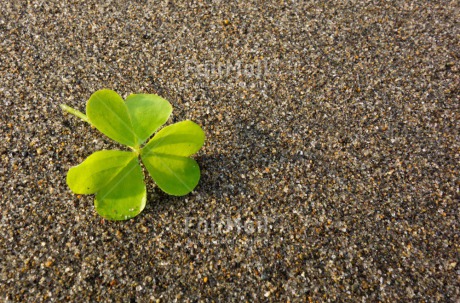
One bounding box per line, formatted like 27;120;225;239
129;145;141;155
60;104;90;124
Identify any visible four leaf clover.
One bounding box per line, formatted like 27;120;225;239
61;89;205;220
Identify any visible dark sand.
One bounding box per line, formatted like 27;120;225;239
1;1;459;302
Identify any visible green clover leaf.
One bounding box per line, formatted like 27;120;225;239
141;121;205;196
61;89;205;220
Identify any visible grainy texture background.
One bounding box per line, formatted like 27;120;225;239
1;0;459;302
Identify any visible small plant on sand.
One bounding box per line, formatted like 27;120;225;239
61;89;205;220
